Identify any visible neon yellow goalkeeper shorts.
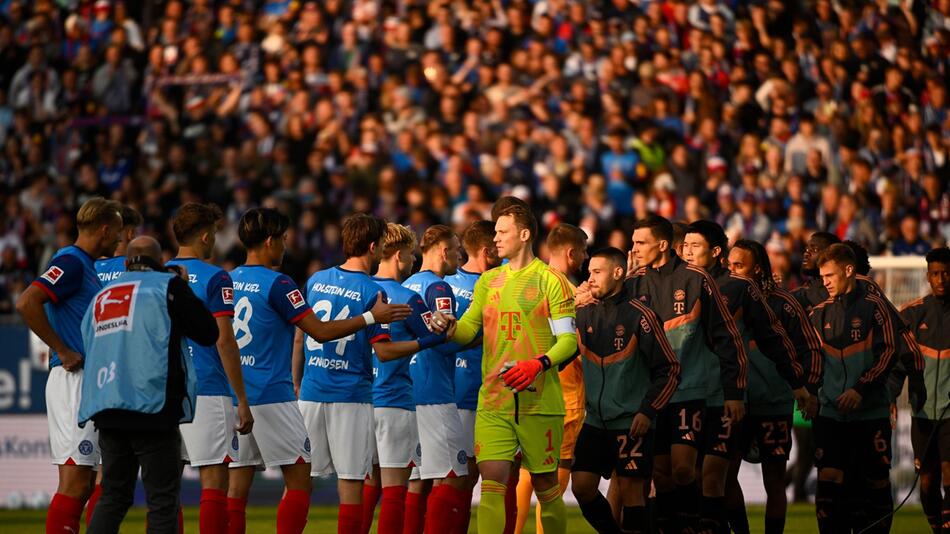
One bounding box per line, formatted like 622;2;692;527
473;410;563;474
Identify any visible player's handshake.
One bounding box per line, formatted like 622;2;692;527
429;310;456;336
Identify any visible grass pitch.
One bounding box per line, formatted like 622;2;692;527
0;503;930;532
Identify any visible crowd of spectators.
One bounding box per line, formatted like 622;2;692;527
1;0;949;313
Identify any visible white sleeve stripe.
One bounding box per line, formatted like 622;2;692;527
551;317;576;336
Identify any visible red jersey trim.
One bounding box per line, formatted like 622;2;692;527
32;280;59;303
289;308;313;325
370;333;391;344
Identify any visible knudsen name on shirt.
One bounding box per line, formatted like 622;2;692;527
308;356;350;370
233;282;261;292
311;283;362;301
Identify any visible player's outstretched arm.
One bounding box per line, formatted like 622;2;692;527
299;292;412;342
440;277;488;345
373;330;450;362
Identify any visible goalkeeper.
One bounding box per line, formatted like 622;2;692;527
431;200;577;534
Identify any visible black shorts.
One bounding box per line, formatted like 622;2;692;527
654;400;705;455
911;417;950;471
572;424;655;479
813;416;892;480
703;406;741;459
738;414;793;464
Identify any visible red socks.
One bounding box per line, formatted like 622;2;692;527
85;483;102;528
338;502;362;534
227;497;247;534
378;486;407;534
199;489;228;534
277;489;310;534
403;490;426;534
361;483;381;534
424;485;468;533
47;493;83;534
456;491;473;534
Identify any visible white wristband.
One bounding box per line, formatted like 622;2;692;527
362;311;376;325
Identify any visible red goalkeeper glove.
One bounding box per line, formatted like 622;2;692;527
502;356;551;392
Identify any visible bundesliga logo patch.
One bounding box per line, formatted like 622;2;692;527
222;287;234;305
421;311;433;328
287;289;306;309
93;282;138;337
41;266;64;285
435;297;453;313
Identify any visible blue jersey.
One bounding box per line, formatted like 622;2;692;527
372;278;433;410
403;271;459;405
445;268;482;410
299;267;390;404
229;265;312;406
167;258;235;397
95;255;126;284
32;246;102;368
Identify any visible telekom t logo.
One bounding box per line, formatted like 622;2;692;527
500;311;522;341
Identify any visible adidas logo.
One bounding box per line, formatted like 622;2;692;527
921;323;929;330
683;433;694;441
625;459;638;471
824;323;832;329
773;447;786;456
714;444;728;453
542;455;555;465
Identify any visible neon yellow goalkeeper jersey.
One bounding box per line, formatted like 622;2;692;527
453;258;576;417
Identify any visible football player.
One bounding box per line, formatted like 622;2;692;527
227;209;410;534
17;198;123;533
809;244;899;534
446;220;502;534
624;215;746;533
168;203;254;534
296;214;439;533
